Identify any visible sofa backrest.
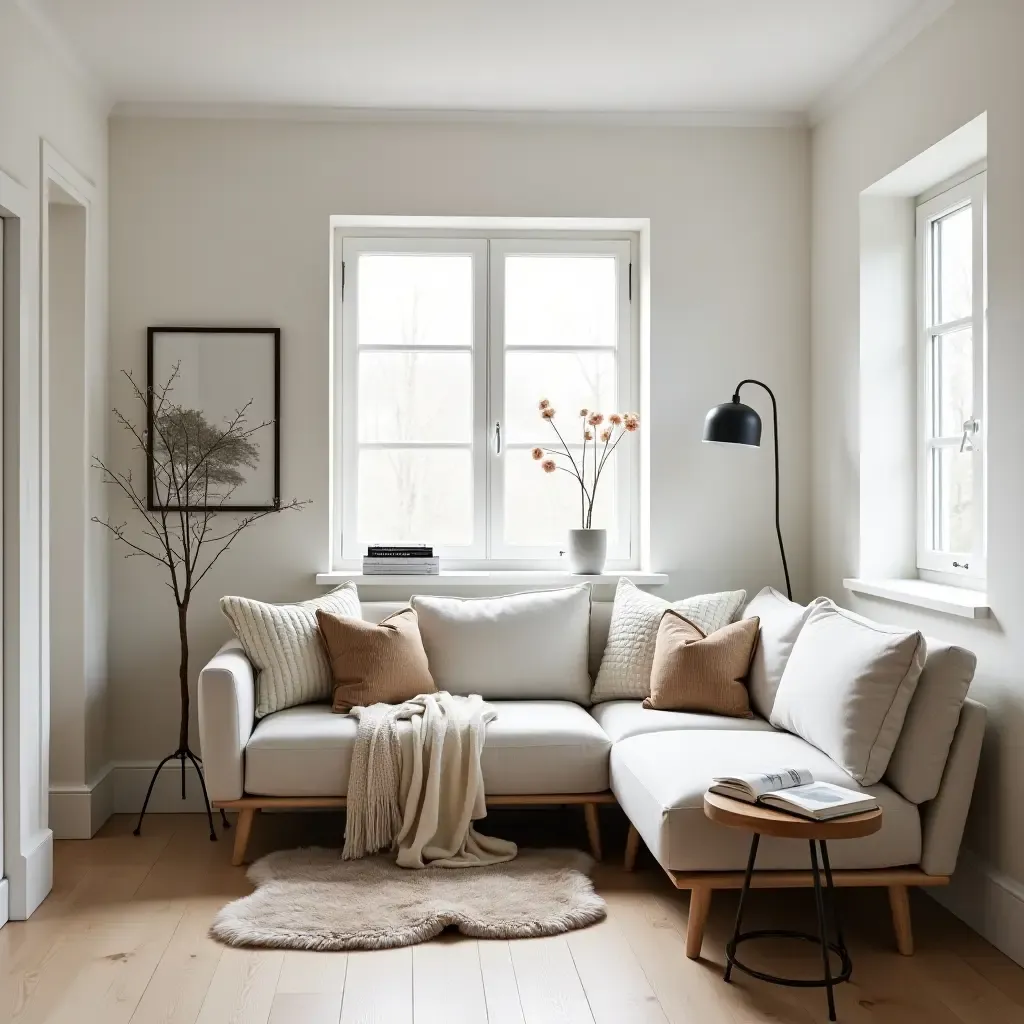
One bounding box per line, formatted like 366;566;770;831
361;599;614;680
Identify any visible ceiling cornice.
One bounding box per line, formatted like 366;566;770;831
109;102;807;129
807;0;956;125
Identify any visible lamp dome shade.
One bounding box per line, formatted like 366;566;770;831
703;399;762;446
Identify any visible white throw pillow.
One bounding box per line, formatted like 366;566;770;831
221;582;361;718
411;585;592;703
590;579;746;703
742;587;817;719
770;599;925;785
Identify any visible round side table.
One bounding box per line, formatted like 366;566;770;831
703;792;883;1022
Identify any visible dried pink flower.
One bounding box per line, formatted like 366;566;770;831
600;428;612;443
539;398;550;410
584;430;593;441
531;447;544;460
541;407;556;419
588;412;604;426
608;413;623;426
541;459;557;473
623;414;639;432
579;408;589;418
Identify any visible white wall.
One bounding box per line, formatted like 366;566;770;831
108;116;810;765
812;0;1024;957
0;0;108;912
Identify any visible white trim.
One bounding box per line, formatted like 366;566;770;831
808;0;956;124
317;570;667;587
111;102;806;129
842;578;990;619
0;877;8;929
2;165;53;920
48;763;114;839
932;849;1024;967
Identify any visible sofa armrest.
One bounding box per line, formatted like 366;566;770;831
920;697;986;876
198;641;255;802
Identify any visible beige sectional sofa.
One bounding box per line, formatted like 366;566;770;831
199;596;984;959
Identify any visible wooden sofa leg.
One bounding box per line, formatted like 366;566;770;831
888;884;914;955
686;887;712;959
624;825;640;871
231;807;257;867
584;803;602;861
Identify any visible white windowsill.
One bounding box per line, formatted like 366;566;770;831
843;578;990;619
316;570;668;587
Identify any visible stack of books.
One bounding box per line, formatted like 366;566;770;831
362;545;439;576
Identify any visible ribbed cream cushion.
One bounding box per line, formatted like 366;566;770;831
317;607;435;713
644;614;759;717
590;579;746;703
221;582;360;718
770;600;925;785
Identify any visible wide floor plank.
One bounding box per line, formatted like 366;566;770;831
412;939;488;1024
269;991;343;1023
276;951;348;994
194;948;283;1024
508;935;594;1024
339;947;413;1024
478;941;526;1024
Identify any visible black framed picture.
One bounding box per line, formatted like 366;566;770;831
147;327;281;512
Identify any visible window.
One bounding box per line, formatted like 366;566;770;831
916;170;986;580
335;231;637;567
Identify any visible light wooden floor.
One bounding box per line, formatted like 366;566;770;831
3;811;1024;1023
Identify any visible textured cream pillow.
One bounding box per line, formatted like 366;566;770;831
770;600;925;785
411;585;592;702
645;613;760;717
743;587;818;719
317;607;435;713
221;582;360;718
590;579;746;703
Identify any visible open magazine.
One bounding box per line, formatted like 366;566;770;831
709;767;878;821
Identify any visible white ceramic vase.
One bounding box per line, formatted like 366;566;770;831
567;528;607;575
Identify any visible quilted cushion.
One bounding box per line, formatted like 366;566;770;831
221;582;361;718
590;579;746;703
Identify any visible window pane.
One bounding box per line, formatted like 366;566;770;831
357;253;473;347
505;254;617;347
359;351;471;443
505;350;617;443
504;445;619;547
934;205;972;324
932;447;974;554
932;328;973;437
357;448;473;546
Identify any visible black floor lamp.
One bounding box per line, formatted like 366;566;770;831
702;379;792;600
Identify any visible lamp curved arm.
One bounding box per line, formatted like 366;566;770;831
733;379;792;601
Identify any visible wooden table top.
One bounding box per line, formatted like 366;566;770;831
703;791;883;840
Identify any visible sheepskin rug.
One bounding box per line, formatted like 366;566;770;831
210;847;606;951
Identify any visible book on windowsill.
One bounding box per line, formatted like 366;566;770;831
708;767;878;821
362;556;440;575
366;545;434;558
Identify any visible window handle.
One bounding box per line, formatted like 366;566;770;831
493;420;502;456
960;417;980;453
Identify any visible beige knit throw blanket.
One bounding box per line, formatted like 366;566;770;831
343;691;518;869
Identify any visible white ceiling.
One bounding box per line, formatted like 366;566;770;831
32;0;946;118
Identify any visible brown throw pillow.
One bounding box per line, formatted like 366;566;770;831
316;607;436;713
643;612;760;718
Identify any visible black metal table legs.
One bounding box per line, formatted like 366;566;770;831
132;748;231;841
724;833;852;1022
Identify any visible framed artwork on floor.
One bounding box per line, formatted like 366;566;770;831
147;326;281;511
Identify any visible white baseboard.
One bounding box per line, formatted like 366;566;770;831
0;877;9;928
49;758;213;838
49;764;116;838
931;850;1024;966
112;759;212;815
8;829;53;920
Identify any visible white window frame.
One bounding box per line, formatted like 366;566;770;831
915;169;987;582
333;228;639;569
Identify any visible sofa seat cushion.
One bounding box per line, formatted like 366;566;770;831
245;700;612;798
591;700;775;744
611;730;920;872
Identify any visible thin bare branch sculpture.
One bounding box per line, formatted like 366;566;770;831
93;365;308;839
